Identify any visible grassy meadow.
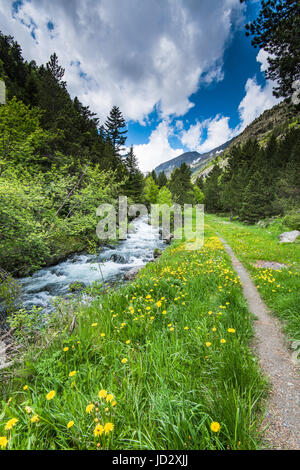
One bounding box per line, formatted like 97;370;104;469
206;214;300;342
0;224;267;450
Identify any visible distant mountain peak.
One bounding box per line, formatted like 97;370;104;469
154;140;233;177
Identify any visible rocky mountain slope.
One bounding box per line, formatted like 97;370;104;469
154;100;300;180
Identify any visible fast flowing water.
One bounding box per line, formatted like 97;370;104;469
19;216;164;313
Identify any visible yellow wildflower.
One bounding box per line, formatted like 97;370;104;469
121;358;128;364
228;328;236;333
94;424;104;437
46;390;56;401
23;385;29;391
210;421;220;433
126;340;130;344
69;371;77;377
205;342;211;347
63;347;69;352
0;436;8;448
106;394;114;403
220;339;226;344
156;301;162;308
104;422;114;434
31;415;39;423
184;326;189;330
101;333;105;337
67;421;74;429
86;403;95;414
91;323;98;327
5;418;18;431
98;389;107;399
112;400;117;407
162;310;167;315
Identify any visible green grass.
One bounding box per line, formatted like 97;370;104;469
0;226;267;450
206;214;300;342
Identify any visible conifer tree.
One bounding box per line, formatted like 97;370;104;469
157;171;168;188
169;163;194;205
104;106;127;157
124;146;144;200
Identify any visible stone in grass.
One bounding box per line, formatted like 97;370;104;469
124;266;144;280
279;230;300;243
69;281;86;292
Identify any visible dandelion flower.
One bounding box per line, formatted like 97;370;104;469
67;421;74;429
121;358;128;364
111;400;117;407
98;389;107;399
228;328;236;333
31;415;39;423
156;301;162;308
100;333;105;337
0;436;8;448
69;371;77;377
210;421;220;433
169;327;174;332
220;339;226;344
94;424;104;437
23;385;29;391
46;390;56;401
125;340;130;344
91;323;98;327
106;394;114;403
205;342;211;347
162;310;167;315
184;326;189;330
104;422;114;434
86;403;95;414
5;418;18;431
63;347;69;352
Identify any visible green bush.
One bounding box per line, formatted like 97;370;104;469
283;210;300;231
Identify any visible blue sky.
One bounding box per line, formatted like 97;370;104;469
1;0;280;171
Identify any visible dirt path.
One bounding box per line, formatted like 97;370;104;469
219;236;300;450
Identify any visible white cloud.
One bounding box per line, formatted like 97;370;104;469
196;116;236;153
0;0;244;122
179;115;236;154
134;120;183;173
181;122;203;149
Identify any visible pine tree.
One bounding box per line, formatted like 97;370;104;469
240;170;275;223
157;171;168;188
168;163;194;205
150;170;158;185
104;106;127;157
124;146;144;200
203;163;223;212
243;0;300;98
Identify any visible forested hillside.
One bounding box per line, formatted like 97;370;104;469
197;108;300;224
0;33;144;275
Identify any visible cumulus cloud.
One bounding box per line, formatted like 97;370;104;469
0;0;243;122
133;120;183;173
180;116;236;154
179;50;282;156
238;50;281;129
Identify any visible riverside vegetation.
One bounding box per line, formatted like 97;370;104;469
0;227;267;450
1;0;300;451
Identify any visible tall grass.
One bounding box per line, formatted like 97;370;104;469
207;214;300;342
0;226;267;450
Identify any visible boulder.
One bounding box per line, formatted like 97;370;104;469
124;266;144;280
164;233;174;245
110;254;126;263
279;230;300;243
